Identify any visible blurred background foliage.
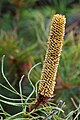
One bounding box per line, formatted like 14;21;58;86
0;0;80;118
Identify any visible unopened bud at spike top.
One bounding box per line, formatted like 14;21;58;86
39;14;66;98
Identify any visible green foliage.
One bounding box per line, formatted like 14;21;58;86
59;42;80;85
51;0;73;14
0;31;37;62
0;0;80;119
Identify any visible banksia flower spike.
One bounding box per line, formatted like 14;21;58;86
29;14;66;111
39;14;66;98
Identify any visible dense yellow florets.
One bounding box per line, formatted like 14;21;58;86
39;14;66;98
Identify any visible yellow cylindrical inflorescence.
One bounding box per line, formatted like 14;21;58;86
39;14;66;98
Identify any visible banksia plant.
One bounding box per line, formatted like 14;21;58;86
30;14;66;111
